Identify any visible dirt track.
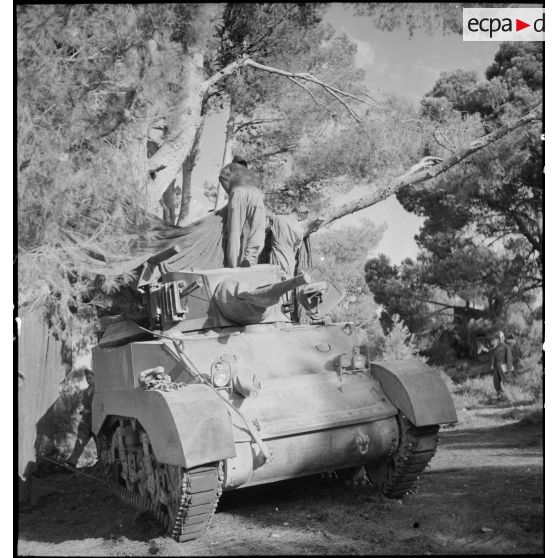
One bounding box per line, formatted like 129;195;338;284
18;406;543;556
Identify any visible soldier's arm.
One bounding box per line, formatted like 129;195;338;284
226;192;243;267
219;163;232;191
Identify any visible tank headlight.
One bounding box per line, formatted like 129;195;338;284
339;353;352;369
211;360;231;388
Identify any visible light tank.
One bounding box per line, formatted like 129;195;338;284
93;255;457;542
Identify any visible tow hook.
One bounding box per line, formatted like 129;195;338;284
353;432;370;455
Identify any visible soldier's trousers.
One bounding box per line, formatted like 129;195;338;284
226;187;265;267
67;416;94;466
493;367;507;394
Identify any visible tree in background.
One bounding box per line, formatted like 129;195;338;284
365;255;434;334
208;3;329;209
210;5;425;217
364;42;542;366
397;42;542;308
311;221;386;351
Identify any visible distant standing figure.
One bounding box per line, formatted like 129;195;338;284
490;331;514;397
219;157;266;267
66;370;95;468
266;206;308;276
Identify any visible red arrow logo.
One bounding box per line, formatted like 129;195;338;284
516;19;530;31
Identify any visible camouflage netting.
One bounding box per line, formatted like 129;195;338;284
65;208;229;279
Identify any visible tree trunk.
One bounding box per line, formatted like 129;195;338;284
161;179;177;224
177;119;205;226
146;50;206;214
146;3;224;215
214;100;235;210
128;133;149;203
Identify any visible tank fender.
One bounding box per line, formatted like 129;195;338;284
93;384;236;469
370;359;457;427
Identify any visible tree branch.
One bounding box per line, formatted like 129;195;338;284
304;103;542;235
433;125;457;154
314;80;361;124
248;144;297;162
287;76;333;116
233;117;289;135
147;54;390;209
243;59;386;114
203;55;251;90
509;212;541;252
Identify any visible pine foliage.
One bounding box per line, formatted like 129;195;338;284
17;4;202;348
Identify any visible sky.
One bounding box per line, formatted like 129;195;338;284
188;4;501;263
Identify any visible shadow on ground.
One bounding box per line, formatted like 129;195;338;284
18;417;543;555
18;473;165;544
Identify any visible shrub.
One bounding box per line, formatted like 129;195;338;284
381;314;419;360
361;313;420;361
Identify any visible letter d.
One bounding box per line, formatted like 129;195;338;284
534;14;544;32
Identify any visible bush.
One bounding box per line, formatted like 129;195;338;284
361;313;420;361
382;314;419;360
513;364;543;403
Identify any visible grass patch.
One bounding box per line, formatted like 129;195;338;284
451;370;541;409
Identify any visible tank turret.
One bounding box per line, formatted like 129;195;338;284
214;272;311;325
142;264;323;333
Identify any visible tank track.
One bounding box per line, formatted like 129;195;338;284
99;416;223;542
366;414;439;499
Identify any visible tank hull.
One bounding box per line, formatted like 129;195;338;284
223;416;399;489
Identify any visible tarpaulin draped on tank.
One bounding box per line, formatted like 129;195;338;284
65;208;228;278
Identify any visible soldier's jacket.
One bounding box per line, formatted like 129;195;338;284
81;385;94;416
490;342;514;374
218;162;260;192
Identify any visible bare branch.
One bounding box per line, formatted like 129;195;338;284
313;80;361;124
148;54;386;204
243;59;387;114
233;117;288;135
248;144;297;162
433;126;457;154
286;76;334;116
361;91;386;109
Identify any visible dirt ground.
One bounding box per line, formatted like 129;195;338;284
18;404;543;556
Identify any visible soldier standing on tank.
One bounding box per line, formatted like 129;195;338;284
266;205;308;277
489;331;514;398
219;156;266;268
66;369;96;468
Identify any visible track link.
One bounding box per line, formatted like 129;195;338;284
172;464;223;542
365;414;439;498
100;416;222;542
